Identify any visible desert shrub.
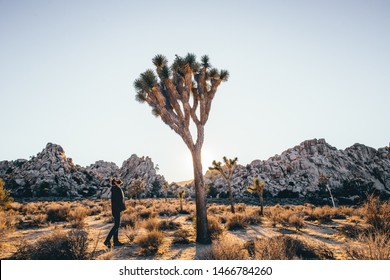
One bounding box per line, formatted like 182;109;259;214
306;206;333;224
235;203;247;213
68;206;89;228
207;215;224;238
0;178;13;210
345;231;390;260
158;219;180;231
200;235;248;260
247;236;333;260
288;213;305;231
138;209;156;220
30;213;48;227
88;205;103;216
121;212;138;228
15;229;90;260
0;210;19;233
142;217;160;232
172;228;193;244
244;208;263;225
338;224;363;239
363;195;390;233
207;204;225;215
135;230;164;255
226;214;247;231
158;206;178;217
124;225;137;244
46;204;71;222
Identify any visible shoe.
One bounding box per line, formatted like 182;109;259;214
103;241;112;248
114;241;125;246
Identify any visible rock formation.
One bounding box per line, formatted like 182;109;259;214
0;143;166;200
204;139;390;204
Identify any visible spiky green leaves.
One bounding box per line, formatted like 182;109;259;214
134;69;158;98
247;178;265;193
201;55;211;69
152;54;168;68
219;70;229;81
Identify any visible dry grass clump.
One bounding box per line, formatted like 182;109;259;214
207;204;225;215
363;195;390;233
158;219;180;231
247;236;333;260
172;228;193;244
226;214;247;231
120;211;139;228
14;229;90;260
199;235;249;260
0;210;20;233
306;206;334;224
243;208;263;225
29;213;48;227
345;231;390;260
46;203;71;222
235;203;247;213
135;230;164;255
138;208;157;220
124;225;137;244
68;206;89;228
142;217;160;232
207;215;224;238
288;213;305;231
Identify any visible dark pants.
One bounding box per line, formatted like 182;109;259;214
105;212;121;243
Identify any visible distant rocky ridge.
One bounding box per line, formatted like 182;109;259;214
0;143;166;200
204;139;390;205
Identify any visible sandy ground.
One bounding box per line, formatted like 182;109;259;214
0;208;358;260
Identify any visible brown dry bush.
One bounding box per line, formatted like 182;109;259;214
135;230;164;255
235;203;247;213
30;213;48;227
124;225;137;244
247;236;333;260
306;206;333;224
68;206;89;228
14;229;90;260
199;235;249;260
142;217;160;232
243;209;263;225
226;214;247;231
207;215;224;238
288;213;305;231
158;219;180;231
345;231;390;260
0;210;19;233
46;204;71;222
120;212;139;228
363;195;390;233
172;228;193;244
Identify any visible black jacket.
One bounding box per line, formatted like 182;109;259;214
111;185;126;216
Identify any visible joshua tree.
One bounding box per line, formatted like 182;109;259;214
177;189;186;212
209;157;238;213
127;178;146;202
134;53;229;244
318;174;336;207
161;184;169;202
247;177;265;216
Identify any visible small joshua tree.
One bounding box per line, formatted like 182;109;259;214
127;178;146;202
209;157;238;213
247;177;265;216
318;174;335;207
177;189;186;212
161;184;169;202
0;178;13;210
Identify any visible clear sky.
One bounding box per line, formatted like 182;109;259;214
1;0;389;182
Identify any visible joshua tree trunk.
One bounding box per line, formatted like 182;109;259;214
326;185;336;207
227;181;235;214
179;198;183;211
191;148;211;244
259;188;264;216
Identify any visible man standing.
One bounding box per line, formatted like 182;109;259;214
104;177;126;248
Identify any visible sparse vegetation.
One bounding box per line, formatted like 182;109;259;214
15;229;90;260
0;178;13;210
0;198;388;260
135;230;164;255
